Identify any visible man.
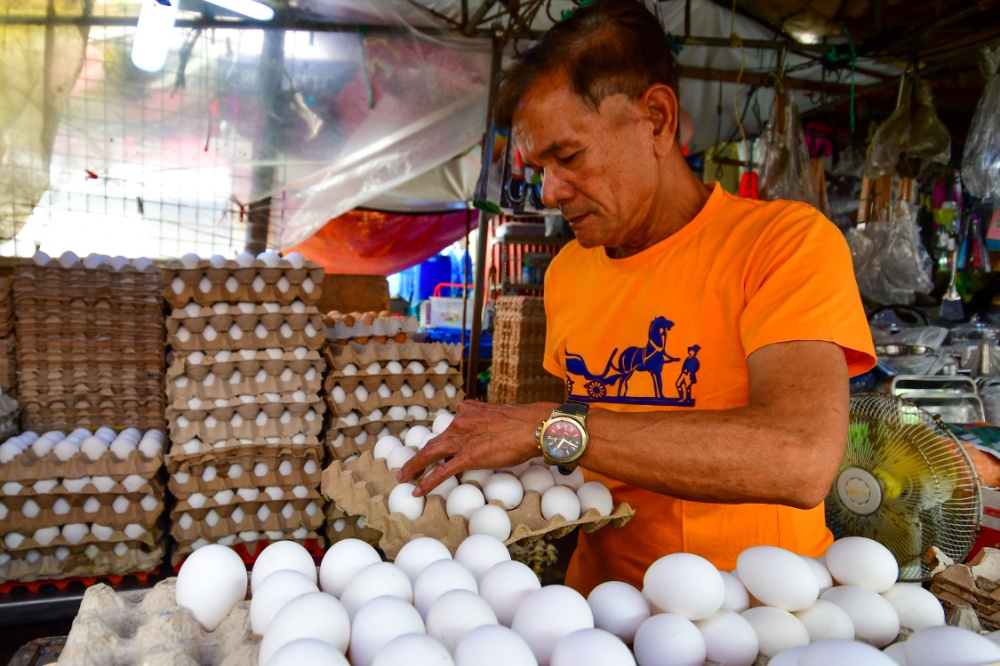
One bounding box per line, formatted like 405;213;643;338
400;0;875;595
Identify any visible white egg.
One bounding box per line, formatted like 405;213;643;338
91;524;114;540
434;360;451;374
880;583;944;632
719;572;751;612
587;581;650;643
266;638;349;666
80;436;108;461
109;438;136;460
904;625;1000;666
512;585;595;666
643;552;725;621
469;504;512;541
58;250;80;268
484;473;524;510
208;254;227;268
551;466;585;490
737;546;819;612
427;588;499;653
32;250;51;266
251;541;318;592
285;252;307;269
454;625;537;666
541;485;581;521
250;569;318;635
405;426;432;449
386;361;404;375
793;599;856;642
801;555;834;592
447;484;486;520
577;481;614;516
820;585;900;647
31;437;56;457
235;251;255;267
460;469;494;487
33;526;60;546
386;446;417;471
179;252;201;268
695;609;759;666
406;360;426;374
432;412;455;434
400;383;415;398
349;596;425;666
4;532;25;549
0;442;21;463
258;592;350;664
741;607;810;658
824;537;899;593
388;483;425;520
479;560;542;627
340;562;412;619
455;534;512;583
388;406;408;421
428;475;460;500
175;544;249;631
94;427;117;443
394;537;453;584
372;633;452;666
422;383;437;400
373;436;403;460
551;627;637;666
120;475;145;493
258;251;281;267
414;559;479;619
798;638;898;665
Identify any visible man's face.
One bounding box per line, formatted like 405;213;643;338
513;71;662;250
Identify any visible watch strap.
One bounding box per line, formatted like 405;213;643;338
558;401;589;417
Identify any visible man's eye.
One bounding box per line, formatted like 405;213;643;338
558;152;580;164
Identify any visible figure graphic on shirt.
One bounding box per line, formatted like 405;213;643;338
611;316;680;399
675;344;701;403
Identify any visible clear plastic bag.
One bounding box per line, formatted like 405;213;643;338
849;204;934;306
864;80;951;180
962;49;1000;200
865;103;911;180
759;92;819;207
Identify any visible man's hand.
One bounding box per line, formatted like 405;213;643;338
397;400;555;496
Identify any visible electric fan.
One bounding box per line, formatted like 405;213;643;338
826;393;982;580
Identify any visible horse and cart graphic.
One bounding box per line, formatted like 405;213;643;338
564;316;701;407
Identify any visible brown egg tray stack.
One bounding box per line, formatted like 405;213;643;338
489;296;565;405
0;278;17;422
11;259;166;431
324;311;420;344
0;429;166;583
58;578;259;666
321;450;634;559
164;256;328;565
323;341;464;461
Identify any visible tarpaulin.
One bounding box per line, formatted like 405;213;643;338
288;208;476;275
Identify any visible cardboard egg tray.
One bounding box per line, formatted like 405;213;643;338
0;521;163;554
167;349;324;384
325;340;463;371
168;372;323;404
326;314;420;342
0;277;14;338
167;318;325;352
167;405;324;442
172;485;317;514
172;531;323;565
17;382;165;401
326;383;463;419
0;335;16;394
16;313;163;334
325;419;413;459
321;451;635;559
161;261;324;307
0;447;162;483
19;368;164;385
324;370;462;397
21;411;167;433
170;496;325;542
1;491;164;532
325;505;382;546
1;476;161;498
931;548;1000;629
165;435;321;457
57;577;259;666
168;306;321;336
167;445;323;497
166;393;324;421
0;542;165;584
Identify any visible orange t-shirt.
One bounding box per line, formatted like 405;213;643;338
542;184;876;596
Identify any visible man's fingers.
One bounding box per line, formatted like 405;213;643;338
398;431;459;483
413;455;463;496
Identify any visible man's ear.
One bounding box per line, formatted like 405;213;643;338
643;84;678;158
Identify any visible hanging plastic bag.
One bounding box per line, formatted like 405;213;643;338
760;91;819;207
898;83;951;178
864;103;911;180
962;49;1000;200
850;202;934;306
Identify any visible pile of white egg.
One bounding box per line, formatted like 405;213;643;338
0;427;164;464
32;251;157;272
378;415;613;539
175;533;1000;666
167;252;314;298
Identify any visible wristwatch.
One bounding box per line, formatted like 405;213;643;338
535;401;589;475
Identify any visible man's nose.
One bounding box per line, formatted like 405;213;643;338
541;170;573;208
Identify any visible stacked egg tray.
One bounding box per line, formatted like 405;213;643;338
58;578;258;666
931;547;1000;629
323;341;464;461
0;428;166;584
324;311;420;345
489;296;565;405
164;255;328;565
0;277;16;400
321;451;634;559
12;259;166;431
161;258;324;307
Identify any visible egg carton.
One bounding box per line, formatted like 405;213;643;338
168;375;322;406
58;577;259;666
168;305;319;336
167;445;323;497
21;413;167;434
0;541;165;584
325;314;420;342
325;340;463;370
324;369;462;395
326;384;463;421
168;318;325;353
325;505;381;546
0;521;163;554
172;485;318;514
172;532;323;567
0;492;164;532
165;435;321;457
325;419;414;460
16;314;164;334
19;368;164;384
168;348;324;382
1;476;162;499
17;358;165;376
18;340;165;357
17;383;166;401
161;263;324;308
931;549;1000;629
321;451;635;559
167;404;324;442
170;497;325;542
166;393;324;422
0;446;162;483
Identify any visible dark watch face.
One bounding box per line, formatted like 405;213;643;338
543;420;584;462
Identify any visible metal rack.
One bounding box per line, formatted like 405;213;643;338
493;234;571;295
